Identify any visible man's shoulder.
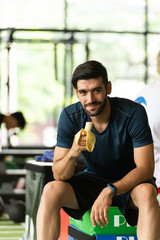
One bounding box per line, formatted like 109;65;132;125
110;97;141;113
62;102;85;121
58;102;87;137
109;97;146;124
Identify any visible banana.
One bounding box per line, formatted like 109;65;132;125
76;122;96;152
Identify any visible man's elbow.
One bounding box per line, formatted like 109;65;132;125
146;165;154;180
53;174;62;181
53;174;70;181
52;166;60;181
52;168;70;181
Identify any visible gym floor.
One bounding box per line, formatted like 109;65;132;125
0;214;25;240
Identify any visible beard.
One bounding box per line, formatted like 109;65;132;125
83;96;107;116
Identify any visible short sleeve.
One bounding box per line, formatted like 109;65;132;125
127;105;153;148
56;109;75;148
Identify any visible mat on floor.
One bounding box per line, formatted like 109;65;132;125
0;215;25;240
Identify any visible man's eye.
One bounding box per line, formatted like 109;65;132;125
93;89;101;93
79;91;87;95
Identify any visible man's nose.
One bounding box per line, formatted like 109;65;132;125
87;92;95;103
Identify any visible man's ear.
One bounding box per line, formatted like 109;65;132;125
74;88;79;98
107;81;112;95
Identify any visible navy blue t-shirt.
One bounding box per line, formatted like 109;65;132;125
56;97;153;181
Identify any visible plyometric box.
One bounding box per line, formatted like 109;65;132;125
68;225;137;240
70;207;137;236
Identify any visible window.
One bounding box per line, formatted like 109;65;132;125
0;0;160;147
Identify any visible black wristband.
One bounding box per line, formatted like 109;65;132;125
107;183;117;196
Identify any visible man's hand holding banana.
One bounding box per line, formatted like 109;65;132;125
76;122;96;152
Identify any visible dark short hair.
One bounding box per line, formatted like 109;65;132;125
71;60;108;89
11;111;26;130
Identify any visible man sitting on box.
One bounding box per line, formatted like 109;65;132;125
37;60;160;240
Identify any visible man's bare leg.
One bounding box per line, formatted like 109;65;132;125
36;180;79;240
130;183;160;240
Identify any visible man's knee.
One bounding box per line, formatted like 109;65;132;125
42;181;67;206
41;180;79;210
131;183;158;208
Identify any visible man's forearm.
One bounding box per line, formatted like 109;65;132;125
52;150;77;181
53;131;87;181
113;166;153;196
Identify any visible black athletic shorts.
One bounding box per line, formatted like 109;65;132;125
62;171;157;226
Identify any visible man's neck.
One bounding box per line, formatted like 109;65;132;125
90;98;111;133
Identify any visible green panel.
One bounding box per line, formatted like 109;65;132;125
70;207;137;235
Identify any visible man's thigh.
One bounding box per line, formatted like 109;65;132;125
123;181;157;226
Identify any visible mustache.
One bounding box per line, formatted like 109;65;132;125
84;102;101;107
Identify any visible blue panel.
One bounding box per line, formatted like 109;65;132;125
96;236;137;240
68;236;74;240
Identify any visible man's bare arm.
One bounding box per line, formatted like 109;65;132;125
52;131;87;181
113;143;154;195
90;143;154;227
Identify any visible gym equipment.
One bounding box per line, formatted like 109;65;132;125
68;225;138;239
70;208;136;236
25;160;53;240
69;208;137;239
0;196;4;216
7;200;25;223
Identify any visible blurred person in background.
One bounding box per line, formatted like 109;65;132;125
135;51;160;191
0;111;26;130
